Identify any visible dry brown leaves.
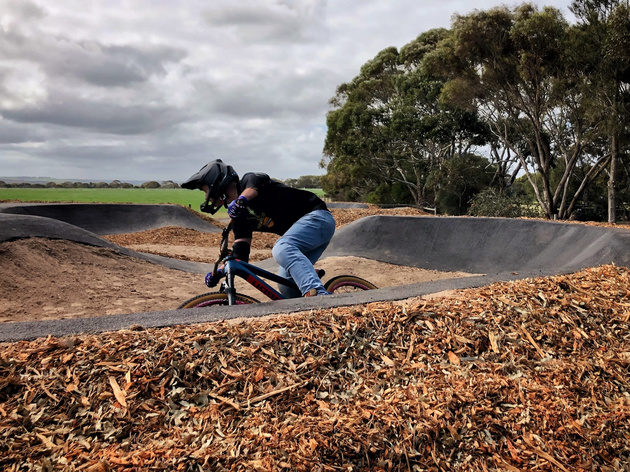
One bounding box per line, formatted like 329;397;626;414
330;206;429;228
1;264;628;471
104;206;428;251
105;228;278;253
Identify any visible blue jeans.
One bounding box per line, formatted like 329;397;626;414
272;209;336;297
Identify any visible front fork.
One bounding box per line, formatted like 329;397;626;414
221;261;237;305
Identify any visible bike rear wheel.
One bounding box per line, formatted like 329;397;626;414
324;275;377;294
178;292;260;309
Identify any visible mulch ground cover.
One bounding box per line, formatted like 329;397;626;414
1;264;628;471
103;207;429;262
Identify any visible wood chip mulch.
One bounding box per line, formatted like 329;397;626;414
104;207;428;250
330;206;429;228
104;228;278;252
1;264;629;471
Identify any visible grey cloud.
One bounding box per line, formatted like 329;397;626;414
0;1;186;89
0;29;186;88
1;0;46;21
203;0;326;43
1;130;207;181
166;118;326;178
0;119;46;144
50;40;186;87
1;97;186;135
196;67;343;119
0;114;326;181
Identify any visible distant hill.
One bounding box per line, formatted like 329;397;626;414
0;176;145;186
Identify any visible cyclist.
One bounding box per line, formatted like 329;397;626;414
182;159;335;297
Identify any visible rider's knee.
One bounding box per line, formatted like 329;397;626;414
272;239;293;265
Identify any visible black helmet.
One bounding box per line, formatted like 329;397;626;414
182;159;238;214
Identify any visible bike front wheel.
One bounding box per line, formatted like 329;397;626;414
324;275;377;294
178;292;260;309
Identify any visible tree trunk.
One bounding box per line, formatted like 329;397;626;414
565;153;611;219
608;133;618;223
540;165;556;219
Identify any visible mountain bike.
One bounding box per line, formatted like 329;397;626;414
178;223;377;308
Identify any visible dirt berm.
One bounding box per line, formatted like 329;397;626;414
324;215;630;274
0;203;220;234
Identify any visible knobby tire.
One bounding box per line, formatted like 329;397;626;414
324;275;377;293
178;292;260;309
179;275;376;308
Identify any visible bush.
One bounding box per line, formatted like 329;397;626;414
428;154;496;215
467;188;543;218
285;175;322;189
365;182;414;205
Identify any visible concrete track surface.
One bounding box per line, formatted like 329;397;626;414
1;204;629;342
0;203;220;235
325;215;630;274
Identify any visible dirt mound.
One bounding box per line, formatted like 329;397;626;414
0;238;202;322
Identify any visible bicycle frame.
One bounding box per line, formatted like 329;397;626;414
221;256;299;305
182;223;375;309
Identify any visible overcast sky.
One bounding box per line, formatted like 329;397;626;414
0;0;573;182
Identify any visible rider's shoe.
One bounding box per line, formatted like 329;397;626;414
304;288;331;297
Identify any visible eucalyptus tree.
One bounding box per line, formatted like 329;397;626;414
438;4;609;219
322;46;403;201
322;29;489;206
571;0;630;222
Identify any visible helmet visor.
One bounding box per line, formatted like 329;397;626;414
200;192;225;214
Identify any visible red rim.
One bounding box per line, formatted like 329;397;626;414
329;282;371;292
194;298;250;308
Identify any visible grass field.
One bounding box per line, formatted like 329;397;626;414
0;188;202;206
0;188;325;216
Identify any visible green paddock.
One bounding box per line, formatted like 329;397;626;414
0;187;325;216
0;188;200;205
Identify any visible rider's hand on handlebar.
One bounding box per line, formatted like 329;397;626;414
227;195;248;218
205;267;225;288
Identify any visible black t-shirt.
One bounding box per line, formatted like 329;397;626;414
232;173;328;240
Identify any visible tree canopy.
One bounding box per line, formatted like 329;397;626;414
321;2;630;220
322;30;490;210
